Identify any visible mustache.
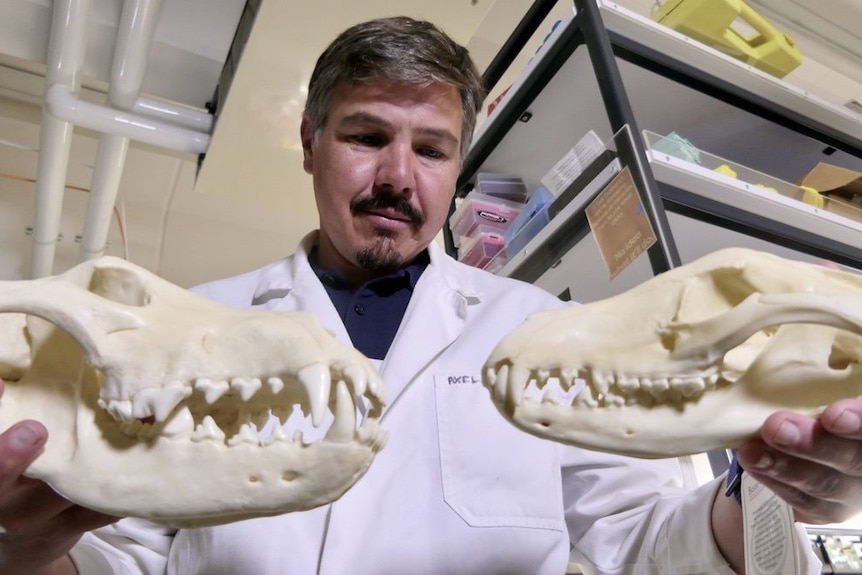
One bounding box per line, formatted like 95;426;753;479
351;194;424;226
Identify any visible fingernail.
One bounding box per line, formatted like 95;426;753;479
774;421;801;447
832;410;861;434
750;451;775;470
9;422;44;452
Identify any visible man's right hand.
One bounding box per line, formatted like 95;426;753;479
0;380;118;575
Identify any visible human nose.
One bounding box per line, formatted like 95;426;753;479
376;142;416;194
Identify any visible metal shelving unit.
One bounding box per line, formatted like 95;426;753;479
451;0;862;287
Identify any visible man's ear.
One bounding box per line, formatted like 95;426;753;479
300;117;314;174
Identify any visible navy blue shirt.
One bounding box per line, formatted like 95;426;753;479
309;248;430;360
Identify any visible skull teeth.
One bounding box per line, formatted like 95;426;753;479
486;364;724;409
298;363;331;427
99;361;384;450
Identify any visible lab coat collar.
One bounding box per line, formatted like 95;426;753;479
247;231;485;403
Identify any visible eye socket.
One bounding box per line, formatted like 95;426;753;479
88;266;151;306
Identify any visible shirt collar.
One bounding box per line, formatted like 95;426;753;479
308;245;429;292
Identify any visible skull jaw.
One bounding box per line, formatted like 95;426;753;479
494;385;823;458
28;435;383;528
0;348;387;528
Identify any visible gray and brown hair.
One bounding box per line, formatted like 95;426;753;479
303;16;485;161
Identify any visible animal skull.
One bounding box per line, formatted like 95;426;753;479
0;257;387;527
484;248;862;458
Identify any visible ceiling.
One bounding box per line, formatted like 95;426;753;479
0;0;860;286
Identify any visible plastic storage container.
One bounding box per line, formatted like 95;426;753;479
449;191;525;240
458;230;506;269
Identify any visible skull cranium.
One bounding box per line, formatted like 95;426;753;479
0;257;387;527
483;248;862;458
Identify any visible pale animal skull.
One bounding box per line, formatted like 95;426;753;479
484;248;862;458
0;257;387;527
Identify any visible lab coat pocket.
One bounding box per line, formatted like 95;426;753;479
434;374;564;531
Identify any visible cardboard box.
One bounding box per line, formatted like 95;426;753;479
799;162;862;223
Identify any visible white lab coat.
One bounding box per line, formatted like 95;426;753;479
70;233;819;574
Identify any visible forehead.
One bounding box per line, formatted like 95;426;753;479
327;80;463;131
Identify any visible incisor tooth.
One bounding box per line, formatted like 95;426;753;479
298;363;331;427
325;380;356;443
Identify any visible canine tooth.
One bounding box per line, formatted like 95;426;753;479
231;377;262;401
494;364;509;402
191;415;226;442
344;364;367;397
195;378;230;404
228;423;260;447
162;406;194;439
298;363;331;427
325;380;356;443
508;364;530;407
267;376;285;394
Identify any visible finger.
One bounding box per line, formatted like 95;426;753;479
755;411;862;476
0;421;48;489
740;467;857;525
56;505;120;537
0;480;76;532
819;398;862;439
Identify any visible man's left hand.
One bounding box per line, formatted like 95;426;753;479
737;397;862;524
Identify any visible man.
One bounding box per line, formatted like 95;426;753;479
2;15;862;574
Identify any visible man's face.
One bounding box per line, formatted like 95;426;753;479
301;80;463;284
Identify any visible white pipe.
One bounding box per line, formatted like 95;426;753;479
79;133;130;261
46;84;211;154
134;96;214;132
109;0;162;110
79;0;162;262
30;0;91;278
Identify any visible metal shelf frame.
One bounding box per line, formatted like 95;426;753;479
450;0;862;274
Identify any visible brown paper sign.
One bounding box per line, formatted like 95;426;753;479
585;166;657;279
